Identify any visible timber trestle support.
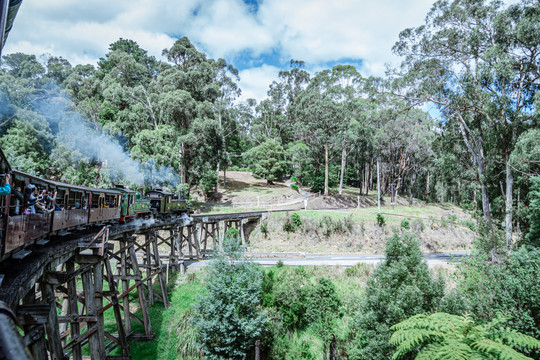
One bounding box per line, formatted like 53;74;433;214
0;211;264;359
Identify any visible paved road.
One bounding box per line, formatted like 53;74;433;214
184;251;469;270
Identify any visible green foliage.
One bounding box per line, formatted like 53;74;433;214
193;234;266;360
224;227;241;242
350;231;445;360
442;247;540;346
260;222;268;237
318;215;353;237
283;213;302;233
263;267;341;335
474;220;507;262
345;263;372;279
198;170;217;200
244;139;288;184
292;213;302;228
400;218;410;229
525;176;540;246
377;213;386;227
290;184;299;192
459;218;477;232
390;312;540;360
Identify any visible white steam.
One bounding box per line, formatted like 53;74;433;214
45;92;181;187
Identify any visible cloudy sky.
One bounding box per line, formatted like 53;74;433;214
4;0;440;102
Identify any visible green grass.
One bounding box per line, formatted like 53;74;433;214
271;204;461;225
127;276;203;360
98;273;203;360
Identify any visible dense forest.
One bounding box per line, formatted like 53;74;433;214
1;0;540;358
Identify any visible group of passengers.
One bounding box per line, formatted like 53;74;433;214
22;183;57;214
0;175;57;215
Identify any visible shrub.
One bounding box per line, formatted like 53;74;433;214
442;247;540;347
225;227;241;242
260;222;268;237
400;218;410;229
349;231;445;360
283;215;297;233
526;176;540;247
198;170;218;200
292;213;303;228
376;213;386;227
345;263;372;279
193;235;266;359
276;260;284;268
459;218;477;232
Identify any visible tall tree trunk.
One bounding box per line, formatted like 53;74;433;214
505;155;513;251
338;147;346;195
215;156;220;194
223;166;227;187
377;157;381;213
478;157;492;226
179;142;186;185
324;143;329;196
366;160;372;195
425;171;430;204
409;173;416;206
458;180;462;206
473;187;477;210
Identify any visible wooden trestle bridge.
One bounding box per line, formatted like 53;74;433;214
0;212;264;360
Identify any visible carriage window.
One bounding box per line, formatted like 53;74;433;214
105;194;117;208
91;193;100;208
55;189;66;210
67;191;86;209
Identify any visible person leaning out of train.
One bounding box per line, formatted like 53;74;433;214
43;189;56;210
35;188;53;214
24;184;37;214
0;173;11;195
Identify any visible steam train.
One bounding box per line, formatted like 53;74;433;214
0;148;189;261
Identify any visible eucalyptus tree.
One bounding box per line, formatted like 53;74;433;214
293;65;362;196
392;0;540;247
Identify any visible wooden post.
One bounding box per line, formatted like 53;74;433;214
151;231;170;308
81;270;102;360
145;232;154;306
120;235;131;333
66;261;82;360
41;282;65;360
103;253;129;357
240;220;246;246
187;227;193;257
21;290;48;360
126;237;153;338
93;252;105;357
193;224;202;260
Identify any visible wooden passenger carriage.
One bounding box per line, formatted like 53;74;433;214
1;170;122;258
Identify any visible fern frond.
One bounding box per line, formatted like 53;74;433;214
424;340;473;360
471;338;533;360
491;328;540;350
390;328;444;347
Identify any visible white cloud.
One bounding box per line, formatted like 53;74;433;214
237;64;281;103
2;0;517;103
